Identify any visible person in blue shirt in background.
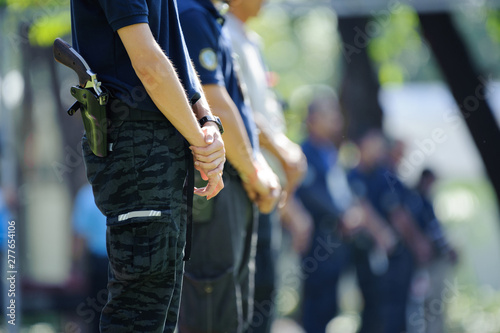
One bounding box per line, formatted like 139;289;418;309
348;131;432;333
295;95;353;333
177;0;281;332
405;168;458;333
72;184;108;333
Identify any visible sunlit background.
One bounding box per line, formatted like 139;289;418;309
1;0;500;332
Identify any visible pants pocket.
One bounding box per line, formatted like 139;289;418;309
107;223;171;281
181;269;240;332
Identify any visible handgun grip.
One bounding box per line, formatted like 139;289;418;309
53;38;94;87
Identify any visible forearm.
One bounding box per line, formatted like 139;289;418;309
256;116;305;189
117;24;205;147
192;95;212;120
203;84;256;177
136;54;205;146
390;207;427;245
255;114;288;165
259;130;300;167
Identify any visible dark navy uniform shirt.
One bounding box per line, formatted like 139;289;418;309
297;139;342;232
71;0;201;112
348;165;401;221
177;0;259;151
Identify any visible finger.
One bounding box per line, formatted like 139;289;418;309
207;178;224;200
241;181;258;201
206;160;225;177
193;186;205;197
204;131;214;144
190;140;224;156
193;149;225;163
194;165;209;181
194;157;225;174
194;174;222;198
194;185;210;197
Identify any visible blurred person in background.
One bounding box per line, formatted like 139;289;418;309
406;168;458;333
387;141;458;332
71;183;108;333
295;96;353;333
226;1;309;332
347;130;432;333
177;0;281;332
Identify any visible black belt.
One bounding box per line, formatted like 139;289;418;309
107;99;168;122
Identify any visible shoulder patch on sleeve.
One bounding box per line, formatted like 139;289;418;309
199;48;217;71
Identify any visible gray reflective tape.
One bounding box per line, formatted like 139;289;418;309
117;210;162;222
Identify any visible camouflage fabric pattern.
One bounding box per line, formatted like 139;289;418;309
102;219;186;332
83;119;188;222
82;118;190;332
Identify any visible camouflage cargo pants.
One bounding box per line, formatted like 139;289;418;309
83;117;189;332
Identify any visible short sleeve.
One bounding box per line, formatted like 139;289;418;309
97;0;149;31
179;10;225;86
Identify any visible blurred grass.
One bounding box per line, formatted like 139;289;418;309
434;179;500;332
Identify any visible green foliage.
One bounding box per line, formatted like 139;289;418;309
6;0;68;10
248;4;340;141
486;10;500;44
1;0;71;47
453;7;500;78
29;10;71;47
368;4;432;85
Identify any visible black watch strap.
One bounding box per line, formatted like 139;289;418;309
199;115;224;134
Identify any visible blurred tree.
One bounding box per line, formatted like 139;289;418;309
249;3;340;142
1;0;85;200
419;12;500;209
337;16;384;139
368;5;440;84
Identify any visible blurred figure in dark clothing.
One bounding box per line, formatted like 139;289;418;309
347;131;432;333
406;169;458;333
295;96;353;333
410;169;457;262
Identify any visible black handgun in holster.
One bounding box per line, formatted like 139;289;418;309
53;38;109;157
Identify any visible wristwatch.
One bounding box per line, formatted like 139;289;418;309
199;115;224;134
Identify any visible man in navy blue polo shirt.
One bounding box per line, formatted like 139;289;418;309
176;0;281;332
347;131;431;333
71;0;226;331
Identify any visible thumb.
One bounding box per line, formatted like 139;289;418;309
199;169;208;181
204;131;214;144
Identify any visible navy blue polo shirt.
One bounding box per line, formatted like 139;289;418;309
71;0;201;112
177;0;259;151
347;166;401;221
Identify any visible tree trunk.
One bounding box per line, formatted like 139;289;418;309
419;12;500;208
337;16;384;140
